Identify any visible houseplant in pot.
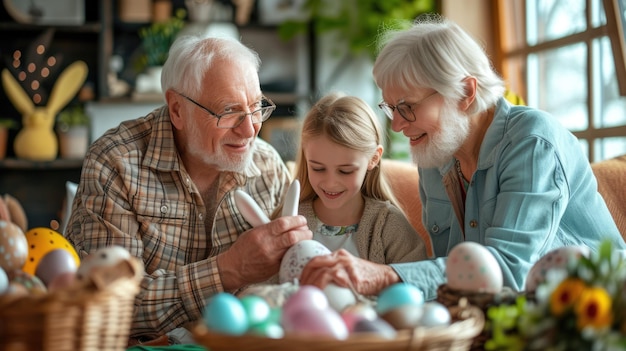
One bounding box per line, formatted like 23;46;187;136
134;8;186;96
56;104;90;159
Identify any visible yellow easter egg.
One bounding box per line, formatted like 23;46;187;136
22;227;80;275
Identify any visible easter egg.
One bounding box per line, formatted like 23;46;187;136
247;322;284;339
446;241;503;293
323;283;357;312
342;302;378;322
417;301;451;327
8;269;47;295
0;220;28;271
376;282;424;315
380;304;424;330
22;227;80;276
282;285;329;324
279;240;331;283
35;248;79;287
0;267;8;294
47;271;77;292
240;295;271;327
525;245;590;292
283;307;349;339
352;318;397;339
203;292;249;335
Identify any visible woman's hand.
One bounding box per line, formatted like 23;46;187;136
299;249;401;296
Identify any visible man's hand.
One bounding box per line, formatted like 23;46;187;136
217;215;312;291
299;249;401;296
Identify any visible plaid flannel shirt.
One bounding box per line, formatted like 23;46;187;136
66;106;290;337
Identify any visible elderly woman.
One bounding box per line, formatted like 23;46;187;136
299;15;625;301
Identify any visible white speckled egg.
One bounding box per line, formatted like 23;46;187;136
279;240;331;284
525;245;590;292
446;242;503;293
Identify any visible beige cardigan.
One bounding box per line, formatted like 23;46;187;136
299;196;428;264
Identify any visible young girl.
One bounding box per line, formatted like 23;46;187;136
291;92;428;264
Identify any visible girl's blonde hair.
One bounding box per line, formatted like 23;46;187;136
294;92;401;210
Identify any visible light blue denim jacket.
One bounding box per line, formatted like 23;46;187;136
390;97;625;301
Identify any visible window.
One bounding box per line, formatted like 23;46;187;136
495;0;626;162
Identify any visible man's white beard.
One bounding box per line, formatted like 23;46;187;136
411;103;470;168
209;141;255;173
186;121;255;173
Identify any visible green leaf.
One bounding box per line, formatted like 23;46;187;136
277;0;437;59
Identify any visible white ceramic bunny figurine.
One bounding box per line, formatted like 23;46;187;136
1;60;88;161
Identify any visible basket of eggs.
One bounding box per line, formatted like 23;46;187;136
0;221;143;351
435;242;590;350
193;240;484;351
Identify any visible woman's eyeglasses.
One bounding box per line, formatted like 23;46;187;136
378;91;439;122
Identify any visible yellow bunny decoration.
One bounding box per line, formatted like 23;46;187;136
1;61;88;161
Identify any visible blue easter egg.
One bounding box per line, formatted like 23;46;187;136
203;292;249;335
376;283;424;315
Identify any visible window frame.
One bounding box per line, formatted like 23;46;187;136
493;0;626;162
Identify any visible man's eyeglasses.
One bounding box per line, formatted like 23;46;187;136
177;92;276;129
378;91;439;122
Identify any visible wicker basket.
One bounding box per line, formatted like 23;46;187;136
436;284;522;350
0;258;143;351
193;298;484;351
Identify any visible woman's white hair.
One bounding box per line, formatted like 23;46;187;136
373;15;505;115
161;35;261;96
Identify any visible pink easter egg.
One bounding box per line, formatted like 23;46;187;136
446;242;503;293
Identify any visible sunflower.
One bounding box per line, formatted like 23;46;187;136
549;278;586;316
575;286;613;330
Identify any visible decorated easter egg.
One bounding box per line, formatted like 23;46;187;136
8;269;47;295
22;227;80;275
76;245;131;280
0;220;28;271
279;240;331;283
525;245;590;292
446;241;503;293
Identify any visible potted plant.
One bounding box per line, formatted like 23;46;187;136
138;8;186;68
0;118;18;160
134;8;186;95
56;104;90;159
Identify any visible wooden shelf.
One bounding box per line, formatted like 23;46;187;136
0;21;102;32
0;158;83;170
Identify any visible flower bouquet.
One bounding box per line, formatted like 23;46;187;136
485;240;626;350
